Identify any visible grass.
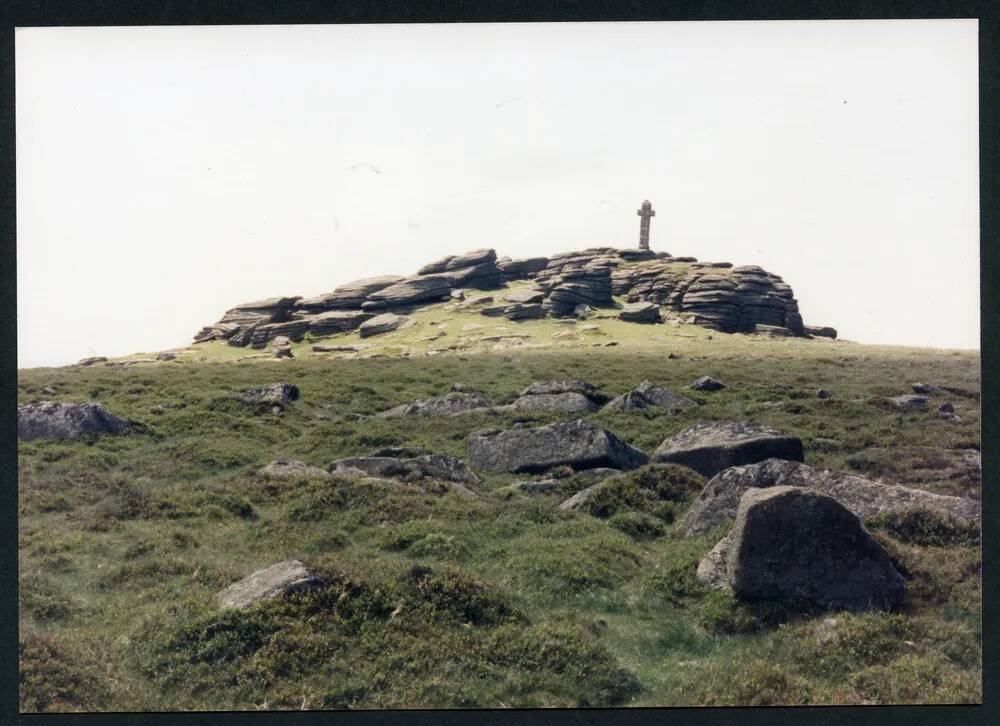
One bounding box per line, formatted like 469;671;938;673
17;302;981;710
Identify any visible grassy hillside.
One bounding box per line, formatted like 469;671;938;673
18;307;981;710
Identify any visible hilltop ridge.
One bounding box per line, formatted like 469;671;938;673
192;247;834;354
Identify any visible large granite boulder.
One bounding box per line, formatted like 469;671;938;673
17;401;132;441
358;313;415;338
682;458;981;535
696;486;905;611
374;392;491;418
238;383;300;411
502;288;546;305
651;421;803;477
603;381;697;414
296;276;405;311
216;560;324;610
468;419;647;474
498;256;550;280
329;447;481;486
506;379;607;413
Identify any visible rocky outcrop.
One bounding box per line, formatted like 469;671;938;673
696;487;905;611
681;458;981;535
297;276;405;311
468;419;647;474
374;392;491;418
77;356;108;366
651;421;803;477
216;560;324;610
193;246;816;343
329;446;480;486
17;401;132;441
358;313;415;338
604;381;697;414
479;302;545;320
238;383;300;411
618;301;661;323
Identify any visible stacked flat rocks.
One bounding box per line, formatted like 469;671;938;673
194;246;820;344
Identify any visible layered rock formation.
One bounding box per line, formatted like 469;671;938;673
193;246;819;345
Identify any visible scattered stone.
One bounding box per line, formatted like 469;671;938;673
651;421;804;478
912;383;945;395
77;356;108;367
696;487;905;611
258;459;330;479
557;484;602;511
272;336;293;359
468;419;647;474
817;389;833;399
239;383;300;411
681;458;981;535
450;289;466;301
938;402;955;414
329;447;480;486
513;479;559;494
216;560;324;610
17;401;133;441
358;313;415;338
888;395;928;411
806;326;838;339
603;380;698;414
155;352;178;361
689;376;727;392
375;392;491;418
40;386;57;395
312;344;361;353
618;301;661;323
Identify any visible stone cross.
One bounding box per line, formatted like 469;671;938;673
636;199;655;251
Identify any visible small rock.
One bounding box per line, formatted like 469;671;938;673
817;389;833;399
239;383;300;410
888;395;928;411
155;351;178;361
513;479;558;494
689;376;727;392
216;560;324;610
258;459;330;479
77;356;108;367
938;402;955;414
40;386;57;395
912;383;944;395
558;484;603;511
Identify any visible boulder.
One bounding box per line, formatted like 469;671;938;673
681;458;981;535
817;389;833;399
651;421;804;478
361;275;453;310
17;401;132;441
358;313;416;338
307;310;374;335
498;256;550;279
806;326;838;339
329;447;480;486
888;395;928;411
238;383;300;411
520;380;602;398
216;560;324;610
502;288;546;304
154;351;178;361
603;381;697;414
248;320;310;349
512;479;559;494
912;383;945;395
374;392;491;418
618;301;661;323
696;487;905;611
689;376;726;391
468;419;648;474
258;459;330;479
77;356;108;366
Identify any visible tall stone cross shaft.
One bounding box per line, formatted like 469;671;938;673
637;199;655;251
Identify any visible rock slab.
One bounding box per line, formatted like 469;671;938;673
468;419;648;474
217;560;324;610
651;421;803;477
682;458;981;535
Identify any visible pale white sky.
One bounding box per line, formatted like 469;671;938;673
16;20;979;368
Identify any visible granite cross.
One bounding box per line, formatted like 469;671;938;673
637;199;655;251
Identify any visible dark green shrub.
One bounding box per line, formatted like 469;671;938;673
866;509;980;547
609;511;666;540
20;632;108;712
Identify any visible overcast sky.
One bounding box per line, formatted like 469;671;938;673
16;20;979;368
